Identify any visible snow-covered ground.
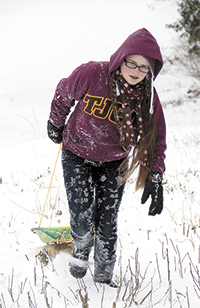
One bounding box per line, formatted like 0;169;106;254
1;0;200;307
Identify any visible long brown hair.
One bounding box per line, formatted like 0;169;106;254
119;112;156;190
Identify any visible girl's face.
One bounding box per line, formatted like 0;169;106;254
120;55;149;86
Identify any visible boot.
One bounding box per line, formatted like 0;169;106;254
69;246;91;279
94;259;116;286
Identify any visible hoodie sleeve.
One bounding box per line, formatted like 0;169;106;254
153;88;167;174
49;63;91;127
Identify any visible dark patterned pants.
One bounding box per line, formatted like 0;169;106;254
62;149;126;281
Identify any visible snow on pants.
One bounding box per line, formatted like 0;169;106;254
62;148;126;282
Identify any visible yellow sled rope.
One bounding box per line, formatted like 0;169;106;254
31;143;72;244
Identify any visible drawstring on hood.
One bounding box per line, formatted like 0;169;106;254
142;56;155;114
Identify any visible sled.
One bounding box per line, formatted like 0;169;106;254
31;226;72;244
31;143;73;244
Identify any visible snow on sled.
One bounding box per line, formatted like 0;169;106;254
31;226;72;244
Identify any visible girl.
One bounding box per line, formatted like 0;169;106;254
48;28;166;287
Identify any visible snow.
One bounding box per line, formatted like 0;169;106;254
1;0;200;307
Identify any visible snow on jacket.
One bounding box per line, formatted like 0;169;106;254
49;28;166;173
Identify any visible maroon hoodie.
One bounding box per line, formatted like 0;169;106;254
49;28;166;173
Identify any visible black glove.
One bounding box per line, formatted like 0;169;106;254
47;120;64;144
141;171;163;216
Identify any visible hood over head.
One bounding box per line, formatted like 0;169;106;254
109;28;163;80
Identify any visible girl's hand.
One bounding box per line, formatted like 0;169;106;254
141;171;163;216
47;120;64;144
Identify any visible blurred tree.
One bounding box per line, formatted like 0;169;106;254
167;0;200;56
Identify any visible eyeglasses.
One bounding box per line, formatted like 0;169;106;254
124;59;149;74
